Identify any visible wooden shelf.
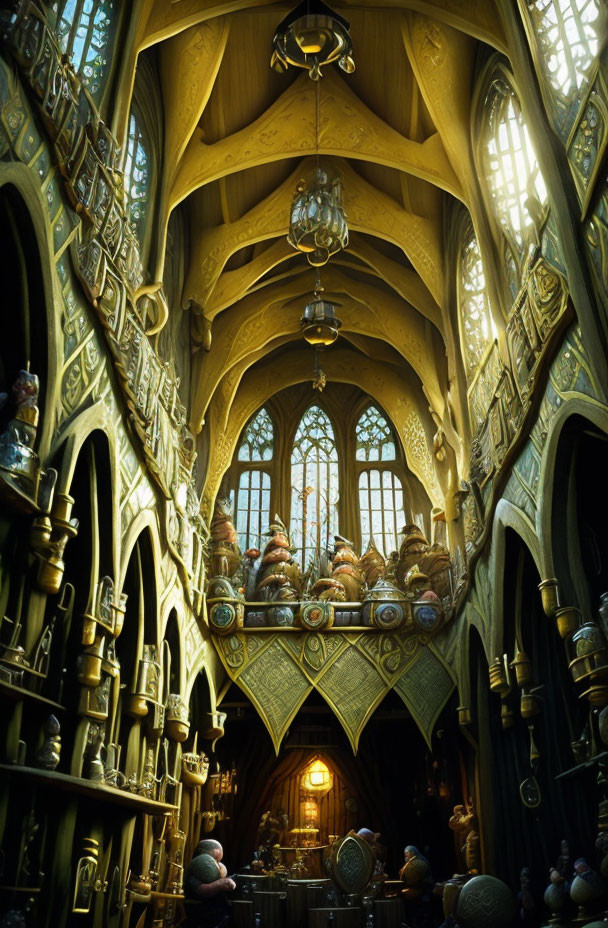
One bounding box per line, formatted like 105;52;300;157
0;678;66;711
0;886;41;894
0;764;179;815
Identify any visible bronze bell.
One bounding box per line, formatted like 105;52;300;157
555;605;581;640
538;578;560;617
489;655;511;696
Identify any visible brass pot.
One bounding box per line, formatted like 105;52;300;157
125;693;149;717
166;718;190;742
538;578;560;617
76;652;102;688
30;515;52;550
511;650;533;687
52;491;75;524
555;606;581;639
37;555;65;595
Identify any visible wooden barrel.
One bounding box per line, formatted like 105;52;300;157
305;879;332;909
374;897;404;928
252;889;287;928
286;879;333;928
308;907;361;928
232;899;254;928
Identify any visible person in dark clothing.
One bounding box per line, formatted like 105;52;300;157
182;839;236;928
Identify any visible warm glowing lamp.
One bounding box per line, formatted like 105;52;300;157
300;757;333;793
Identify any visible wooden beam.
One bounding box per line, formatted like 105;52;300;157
170;68;462;208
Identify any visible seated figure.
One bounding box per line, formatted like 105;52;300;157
183;839;236;928
399;846;432;899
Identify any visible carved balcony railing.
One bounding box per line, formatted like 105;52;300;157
1;1;208;601
462;245;571;551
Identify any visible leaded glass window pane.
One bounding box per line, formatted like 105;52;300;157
359;469;406;559
238;408;274;462
355;405;396;462
124;113;150;241
236;470;271;550
49;0;116;103
526;0;602;138
484;78;548;285
458;225;497;383
291;406;339;570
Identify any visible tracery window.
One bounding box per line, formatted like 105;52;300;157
523;0;602;139
458;225;497;384
124;112;150;241
291;406;339;570
49;0;116;103
238;407;274;462
356;405;396;462
483;73;548;296
356;405;406;558
235;408;273;549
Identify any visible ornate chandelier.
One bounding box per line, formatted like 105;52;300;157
270;0;355;81
288;167;348;267
300;271;341;346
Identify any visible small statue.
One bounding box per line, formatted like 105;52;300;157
36;714;61;770
359;538;386;587
396;525;429;588
311;536;363;602
450;800;481;874
256;517;301;601
209;498;241;578
556;839;571;883
517;867;536;926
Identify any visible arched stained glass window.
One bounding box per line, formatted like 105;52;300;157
234;408;274;548
124;112;150;241
524;0;602;138
356;405;396;461
484;75;548;293
236;471;271;550
49;0;116;103
458;224;497;382
291;406;339;569
359;470;406;559
238;407;274;462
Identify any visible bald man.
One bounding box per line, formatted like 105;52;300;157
183;839;236;928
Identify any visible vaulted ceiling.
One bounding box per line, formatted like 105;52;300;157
115;0;507;517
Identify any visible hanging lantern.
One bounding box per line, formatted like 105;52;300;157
288;169;348;267
270;0;355;81
300;757;333;793
301;275;341;347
